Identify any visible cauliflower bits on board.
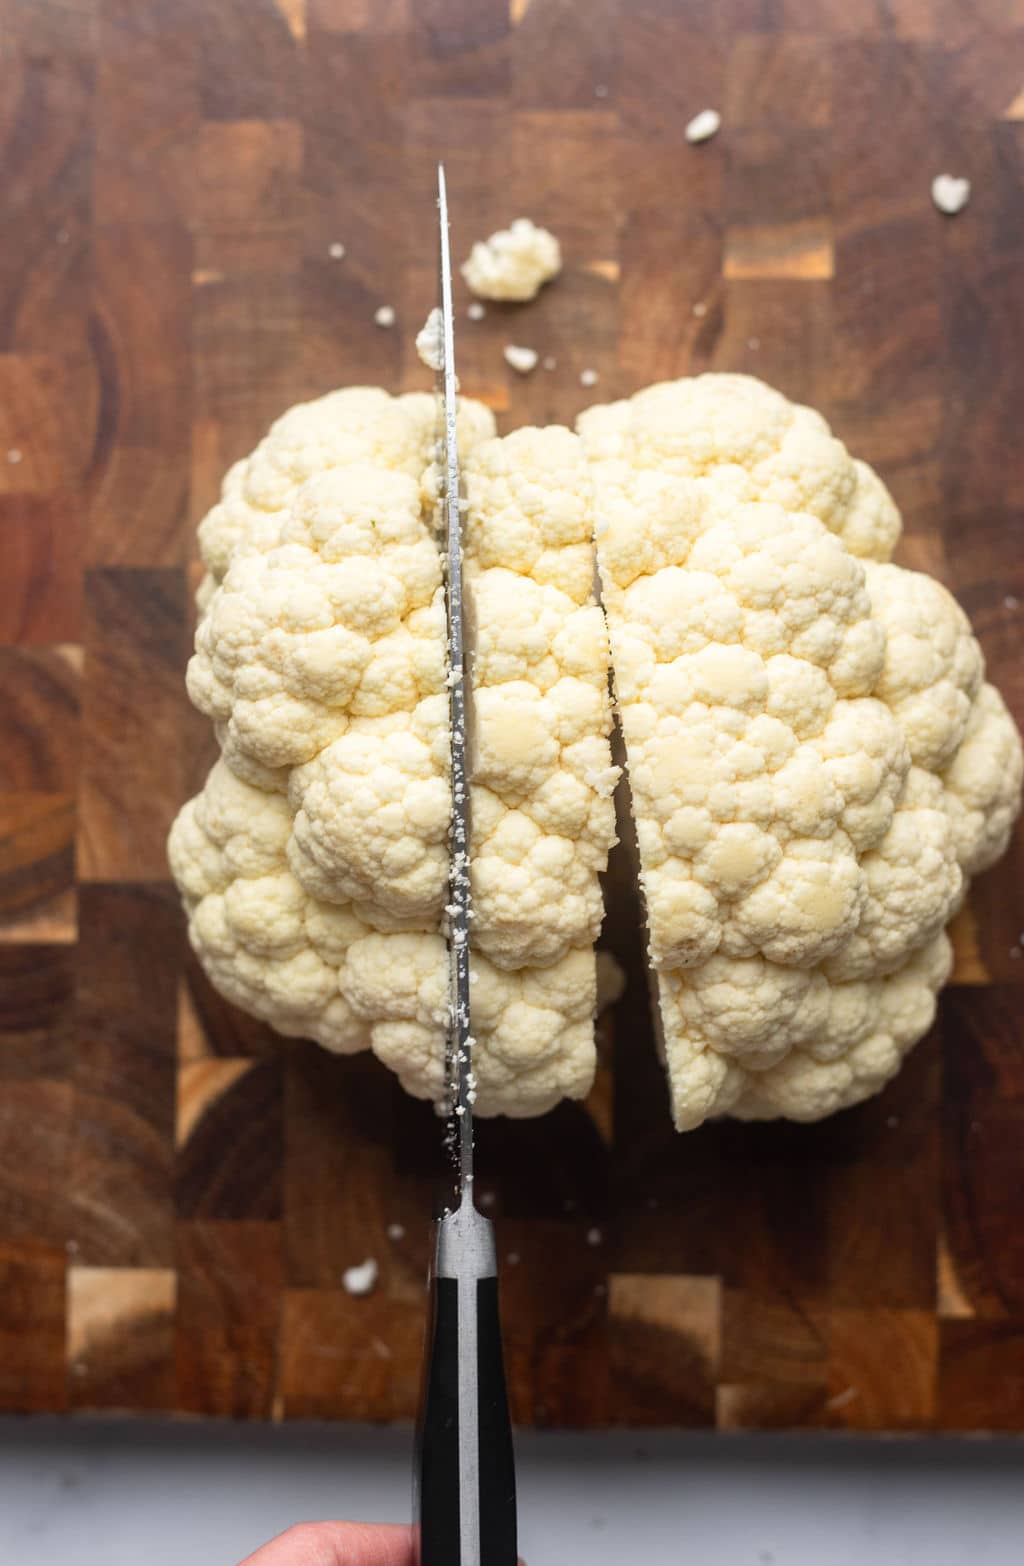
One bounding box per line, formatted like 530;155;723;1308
170;375;1022;1130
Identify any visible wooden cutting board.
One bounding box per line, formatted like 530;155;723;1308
2;0;1023;1432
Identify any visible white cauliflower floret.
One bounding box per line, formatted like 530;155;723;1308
170;762;596;1115
344;935;596;1117
169;761;373;1054
189;459;452;931
197;387;495;595
584;374;1021;1130
462;425;599;601
610;502;896;973
942;683;1024;875
658;933;954;1129
463;427;619;970
461;218;562;302
864;561;983;770
287;711;452;926
579;373;902;563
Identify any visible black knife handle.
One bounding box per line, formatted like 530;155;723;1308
416;1238;517;1564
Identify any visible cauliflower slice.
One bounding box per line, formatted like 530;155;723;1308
583;374;1022;1130
461;218;562;302
464;427;619;971
172;392;619;1116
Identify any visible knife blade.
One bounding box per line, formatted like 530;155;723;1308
414;164;517;1566
437;161;474;1197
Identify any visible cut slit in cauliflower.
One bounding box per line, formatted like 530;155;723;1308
171;388;618;1116
580;373;1022;1129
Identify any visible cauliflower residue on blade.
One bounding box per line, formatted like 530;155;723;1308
580;372;1022;1130
415;307;444;372
462;219;562;302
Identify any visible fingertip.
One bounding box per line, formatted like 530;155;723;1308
238;1519;415;1566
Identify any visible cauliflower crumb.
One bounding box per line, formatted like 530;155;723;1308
374;305;396;328
692;301;707;318
342;1257;379;1295
586;1227;602;1246
328;242;345;259
6;448;22;464
931;174;970;215
467;301;486;321
415;306;444;372
462;218;562;302
386;1222;405;1241
685;108;721;144
504;344;539;375
543;356;557;372
579;368;599;388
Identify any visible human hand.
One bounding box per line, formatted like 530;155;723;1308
239;1521;414;1566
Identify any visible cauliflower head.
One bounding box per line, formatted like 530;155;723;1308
581;373;1022;1129
170;372;1020;1130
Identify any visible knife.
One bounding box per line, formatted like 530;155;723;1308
413;165;518;1566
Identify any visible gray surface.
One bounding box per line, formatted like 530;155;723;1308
0;1419;1022;1566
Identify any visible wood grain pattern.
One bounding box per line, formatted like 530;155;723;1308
0;1243;66;1414
609;1274;720;1426
78;570;185;879
0;793;76;942
0;0;1022;1430
825;1308;938;1430
175;1221;281;1419
71;884;180;1268
0;944;75;1079
0;494;82;645
0;644;79;792
176;1058;283;1220
67;1265;177;1410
